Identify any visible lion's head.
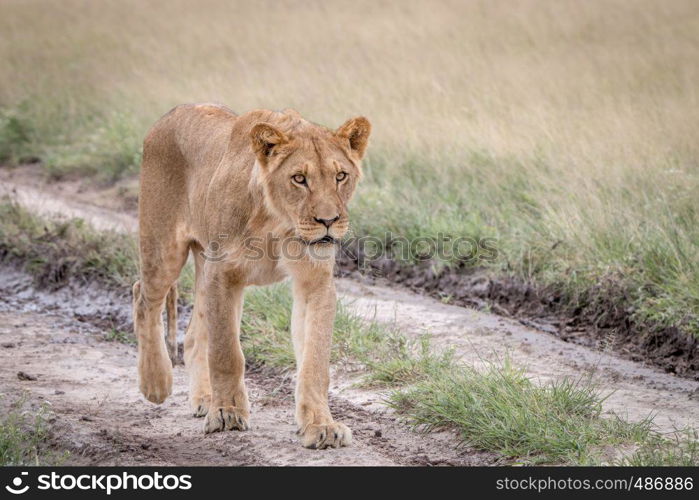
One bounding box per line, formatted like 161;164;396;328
250;115;371;249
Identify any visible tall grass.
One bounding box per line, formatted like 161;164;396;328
1;0;698;334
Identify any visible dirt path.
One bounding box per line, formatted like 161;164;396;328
0;167;697;464
0;168;137;233
0;309;493;465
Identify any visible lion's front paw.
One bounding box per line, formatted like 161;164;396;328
204;406;250;433
299;422;352;449
138;350;173;404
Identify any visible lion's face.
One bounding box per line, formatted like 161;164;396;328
251;117;371;249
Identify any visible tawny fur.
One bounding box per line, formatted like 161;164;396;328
133;103;370;449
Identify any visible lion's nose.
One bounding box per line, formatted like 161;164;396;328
314;215;340;228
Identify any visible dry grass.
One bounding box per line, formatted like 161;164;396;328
1;0;698;334
1;0;697;163
0;0;699;162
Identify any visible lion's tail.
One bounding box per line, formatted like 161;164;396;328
165;284;178;365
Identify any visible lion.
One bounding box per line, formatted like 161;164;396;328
132;103;371;449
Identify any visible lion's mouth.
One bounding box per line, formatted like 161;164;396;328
309;235;337;245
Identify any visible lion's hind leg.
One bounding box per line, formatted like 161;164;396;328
165;283;178;365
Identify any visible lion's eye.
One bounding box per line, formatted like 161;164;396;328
292;174;307;185
336;171;347;182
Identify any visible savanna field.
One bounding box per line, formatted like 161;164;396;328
0;0;699;466
1;0;697;340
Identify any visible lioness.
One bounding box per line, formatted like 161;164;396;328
133;104;370;449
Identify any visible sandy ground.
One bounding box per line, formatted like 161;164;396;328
0;166;697;464
0;309;494;465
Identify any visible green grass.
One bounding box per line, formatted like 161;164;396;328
0;397;60;465
386;359;654;464
0;199;696;465
0;101;141;182
105;328;136;345
241;284;295;369
241;283;437;373
350;153;699;341
42;111;142;182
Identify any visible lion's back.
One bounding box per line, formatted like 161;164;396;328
143;103;238;171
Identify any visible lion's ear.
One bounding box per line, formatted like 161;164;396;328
250;123;289;165
336;117;371;159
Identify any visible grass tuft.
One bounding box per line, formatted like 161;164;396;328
0;104;35;163
0;397;60;465
617;429;699;466
386;360;658;465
